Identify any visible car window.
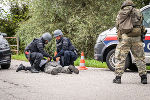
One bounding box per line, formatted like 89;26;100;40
142;7;150;28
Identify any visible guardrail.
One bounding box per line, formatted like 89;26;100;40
5;37;19;55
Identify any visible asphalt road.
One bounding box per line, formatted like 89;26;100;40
0;60;150;100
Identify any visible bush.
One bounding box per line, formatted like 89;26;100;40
16;0;149;57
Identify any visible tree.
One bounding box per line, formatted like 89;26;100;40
16;0;149;57
16;0;124;57
0;0;29;36
133;0;150;8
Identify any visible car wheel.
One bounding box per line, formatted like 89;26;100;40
1;64;10;69
106;49;131;71
128;63;138;71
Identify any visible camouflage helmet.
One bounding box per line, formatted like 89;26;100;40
121;0;135;9
42;32;52;42
53;29;63;38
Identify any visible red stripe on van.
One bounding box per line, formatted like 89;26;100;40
145;36;150;40
104;36;150;41
104;36;118;41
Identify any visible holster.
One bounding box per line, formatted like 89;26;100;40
141;26;147;42
117;30;122;41
25;51;31;61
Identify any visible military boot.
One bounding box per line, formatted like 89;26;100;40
66;68;72;74
68;65;79;74
59;66;71;74
16;64;26;72
113;76;121;84
141;75;147;84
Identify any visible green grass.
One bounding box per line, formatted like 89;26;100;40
12;54;150;70
146;66;150;70
12;54;28;62
74;58;107;68
12;54;107;68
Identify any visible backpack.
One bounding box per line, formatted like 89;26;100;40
118;6;133;34
117;6;142;37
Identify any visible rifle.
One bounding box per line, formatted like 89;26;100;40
141;26;147;42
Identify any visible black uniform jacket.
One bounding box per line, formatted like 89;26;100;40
25;38;50;57
55;37;75;57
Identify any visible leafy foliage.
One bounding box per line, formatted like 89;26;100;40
133;0;150;8
0;1;29;36
8;0;150;57
16;0;123;57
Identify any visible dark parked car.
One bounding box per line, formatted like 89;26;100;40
94;5;150;71
0;32;11;69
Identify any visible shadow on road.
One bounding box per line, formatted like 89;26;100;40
125;70;150;73
102;68;150;74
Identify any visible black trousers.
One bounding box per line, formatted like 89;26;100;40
60;50;77;67
25;52;43;71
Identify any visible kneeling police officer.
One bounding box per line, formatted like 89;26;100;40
16;32;52;73
53;29;79;74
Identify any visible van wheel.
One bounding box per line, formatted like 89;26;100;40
1;64;10;69
106;49;130;71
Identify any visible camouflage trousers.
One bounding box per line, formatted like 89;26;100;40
44;62;62;74
115;34;147;76
44;61;72;74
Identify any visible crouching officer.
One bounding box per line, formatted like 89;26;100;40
16;32;52;73
53;29;79;74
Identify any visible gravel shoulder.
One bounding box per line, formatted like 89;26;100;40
0;60;150;100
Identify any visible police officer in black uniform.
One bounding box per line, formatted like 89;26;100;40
53;29;79;74
16;32;52;73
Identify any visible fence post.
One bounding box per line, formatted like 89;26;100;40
17;37;19;55
5;37;19;55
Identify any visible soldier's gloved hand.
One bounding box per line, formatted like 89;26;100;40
53;56;56;61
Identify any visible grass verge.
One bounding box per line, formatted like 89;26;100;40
12;54;107;68
74;58;107;68
12;54;150;70
12;54;28;61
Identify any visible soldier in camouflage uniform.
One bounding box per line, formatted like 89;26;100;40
113;0;147;84
17;60;78;75
44;61;78;75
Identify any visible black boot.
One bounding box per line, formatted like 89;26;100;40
68;65;79;74
66;68;72;74
113;76;121;84
16;64;26;72
141;75;147;84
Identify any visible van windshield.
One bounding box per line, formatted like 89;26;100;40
142;7;150;28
